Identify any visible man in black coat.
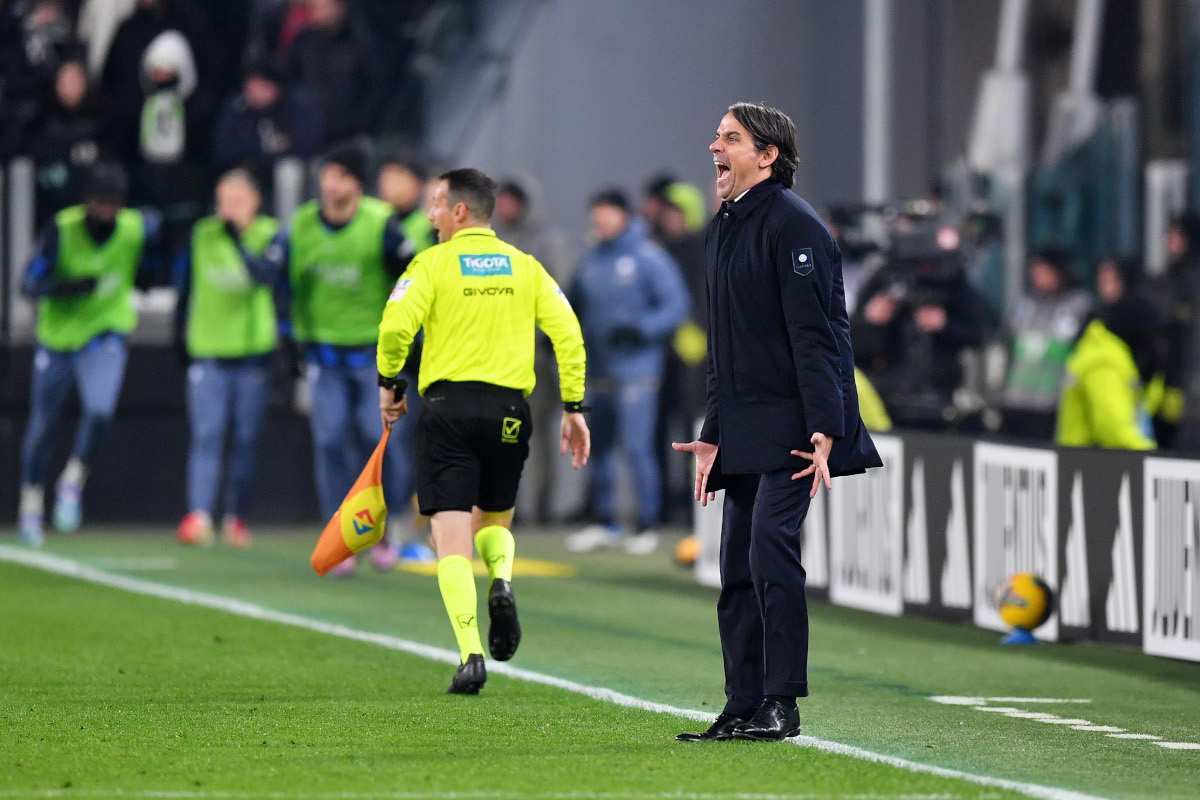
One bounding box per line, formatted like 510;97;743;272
674;102;882;742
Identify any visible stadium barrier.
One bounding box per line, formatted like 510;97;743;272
694;431;1200;664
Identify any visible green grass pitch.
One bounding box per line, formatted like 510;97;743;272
1;528;1198;800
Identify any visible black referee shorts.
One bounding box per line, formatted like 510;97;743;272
414;381;533;515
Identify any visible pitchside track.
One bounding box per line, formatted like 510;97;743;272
1;528;1197;800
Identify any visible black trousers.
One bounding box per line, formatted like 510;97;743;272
718;468;812;715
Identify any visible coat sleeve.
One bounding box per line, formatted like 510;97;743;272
699;342;720;444
774;217;845;440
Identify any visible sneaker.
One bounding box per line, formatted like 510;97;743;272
566;523;623;553
176;511;214;545
18;511;44;547
222;516;251;548
329;554;358;577
624;530;660;555
53;481;82;532
487;578;521;661
370;541;398;571
447;653;487;694
398;541;437;563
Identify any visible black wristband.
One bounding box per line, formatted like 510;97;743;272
563;400;589;413
378;373;407;394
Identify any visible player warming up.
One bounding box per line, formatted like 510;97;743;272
377;168;589;694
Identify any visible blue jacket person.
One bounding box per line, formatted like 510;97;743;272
674;102;882;742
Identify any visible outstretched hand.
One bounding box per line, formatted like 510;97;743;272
672;439;719;506
791;432;832;498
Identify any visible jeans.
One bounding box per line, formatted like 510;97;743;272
305;358;418;521
185;358;271;517
587;376;662;530
20;334;128;487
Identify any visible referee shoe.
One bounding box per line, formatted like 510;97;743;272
447;653;487;695
487;578;522;661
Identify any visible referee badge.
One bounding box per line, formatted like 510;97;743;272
501;417;522;444
791;248;815;276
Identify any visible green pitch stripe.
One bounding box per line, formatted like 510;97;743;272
0;545;1104;800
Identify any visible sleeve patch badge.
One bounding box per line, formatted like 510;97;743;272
792;248;815;276
388;278;412;302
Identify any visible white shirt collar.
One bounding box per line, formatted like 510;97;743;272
733;188;751;203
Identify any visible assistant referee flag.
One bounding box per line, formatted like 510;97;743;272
310;428;391;576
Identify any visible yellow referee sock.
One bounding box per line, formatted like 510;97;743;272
474;525;515;586
436;555;482;662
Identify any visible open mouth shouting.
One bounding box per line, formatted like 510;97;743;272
714;160;731;193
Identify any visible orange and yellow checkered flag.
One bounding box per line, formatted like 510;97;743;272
311;428;390;576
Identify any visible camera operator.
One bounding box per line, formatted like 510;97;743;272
851;221;987;430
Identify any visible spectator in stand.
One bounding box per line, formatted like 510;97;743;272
100;0;216;162
136;30;195;165
492;175;574;524
245;0;313;63
1057;257;1161;451
0;0;77;156
1156;211;1200;448
76;0;137;77
29;53;112;226
287;0;385;144
1000;246;1094;441
174;169;278;548
566;189;689;555
212;56;323;190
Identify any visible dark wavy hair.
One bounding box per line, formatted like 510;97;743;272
727;102;798;189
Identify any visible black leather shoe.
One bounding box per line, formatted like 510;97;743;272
733;699;800;740
447;653;487;694
487;579;521;661
675;713;747;742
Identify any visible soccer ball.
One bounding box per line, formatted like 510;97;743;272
993;573;1054;631
675;535;699;567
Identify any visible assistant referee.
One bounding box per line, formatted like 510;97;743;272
377;168;590;694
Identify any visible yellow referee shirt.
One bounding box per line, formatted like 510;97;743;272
377;227;586;401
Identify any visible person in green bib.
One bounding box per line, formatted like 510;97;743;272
377;153;437;562
17;162;164;546
257;141;417;573
173;169;279;548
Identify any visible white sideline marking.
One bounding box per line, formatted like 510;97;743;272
1002;712;1061;720
0;546;1109;800
929;697;1198;750
930;697;1091;706
1070;726;1124;733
